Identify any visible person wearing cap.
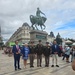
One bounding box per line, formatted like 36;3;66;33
21;43;30;68
35;40;44;67
29;41;36;68
51;40;60;67
43;42;51;67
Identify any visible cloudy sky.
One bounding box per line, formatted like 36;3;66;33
0;0;75;43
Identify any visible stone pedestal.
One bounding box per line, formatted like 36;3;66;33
30;30;48;45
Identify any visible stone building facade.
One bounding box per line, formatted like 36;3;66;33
6;23;55;46
6;23;31;46
47;31;55;43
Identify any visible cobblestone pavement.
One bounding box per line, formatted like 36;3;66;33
0;50;75;75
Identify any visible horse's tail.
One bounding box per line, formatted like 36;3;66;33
30;15;34;20
30;15;34;23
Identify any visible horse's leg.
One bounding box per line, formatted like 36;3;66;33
34;24;37;30
41;25;46;31
40;25;43;31
43;25;46;29
35;24;38;30
32;24;33;29
31;24;35;30
31;24;33;28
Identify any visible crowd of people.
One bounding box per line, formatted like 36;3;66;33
3;46;12;56
12;40;75;71
62;45;75;62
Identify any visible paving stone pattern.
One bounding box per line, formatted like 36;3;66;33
0;50;75;75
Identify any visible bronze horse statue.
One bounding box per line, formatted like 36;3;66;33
30;15;47;30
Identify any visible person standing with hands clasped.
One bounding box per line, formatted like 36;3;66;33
43;42;51;67
36;40;43;67
12;41;21;71
51;40;60;67
29;41;36;68
21;43;30;68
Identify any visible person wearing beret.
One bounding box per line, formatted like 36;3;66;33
43;42;51;67
29;41;36;68
35;40;44;67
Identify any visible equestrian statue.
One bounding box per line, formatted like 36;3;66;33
30;8;47;30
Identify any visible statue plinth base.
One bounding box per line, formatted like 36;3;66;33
30;30;48;45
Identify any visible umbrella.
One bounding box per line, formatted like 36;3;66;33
65;40;72;43
72;43;75;46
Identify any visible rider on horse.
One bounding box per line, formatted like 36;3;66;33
36;8;45;24
30;8;47;30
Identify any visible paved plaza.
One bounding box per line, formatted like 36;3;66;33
0;50;75;75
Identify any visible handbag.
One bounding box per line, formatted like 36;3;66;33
72;59;75;71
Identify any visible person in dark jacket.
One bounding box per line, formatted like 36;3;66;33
58;45;63;57
70;45;75;62
43;42;51;67
51;40;60;67
36;40;43;67
12;41;21;71
21;43;30;68
29;41;36;68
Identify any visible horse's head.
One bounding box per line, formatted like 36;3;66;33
42;17;47;23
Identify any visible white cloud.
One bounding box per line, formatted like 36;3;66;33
0;0;75;42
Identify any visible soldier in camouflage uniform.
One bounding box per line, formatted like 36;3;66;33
36;40;44;67
29;41;36;68
43;42;51;67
